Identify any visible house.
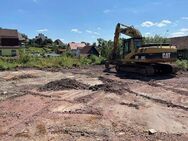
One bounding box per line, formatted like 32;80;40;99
80;45;99;57
56;48;67;54
33;33;52;47
170;36;188;59
0;29;19;57
18;33;28;47
67;42;86;56
34;33;47;41
54;39;63;46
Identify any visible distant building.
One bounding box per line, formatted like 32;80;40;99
34;33;47;41
68;42;86;56
80;45;99;57
56;48;67;54
18;33;29;47
0;29;19;57
54;39;63;46
170;36;188;59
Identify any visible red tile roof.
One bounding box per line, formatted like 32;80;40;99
68;42;86;50
0;29;18;38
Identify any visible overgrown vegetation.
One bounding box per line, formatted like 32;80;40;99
176;60;188;70
0;49;105;70
143;35;170;44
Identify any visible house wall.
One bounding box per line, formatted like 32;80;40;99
89;48;99;56
177;49;188;59
70;49;80;57
0;49;19;57
1;38;19;46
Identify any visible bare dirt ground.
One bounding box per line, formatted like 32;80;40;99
0;65;188;141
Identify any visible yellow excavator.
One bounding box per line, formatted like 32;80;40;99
105;23;177;75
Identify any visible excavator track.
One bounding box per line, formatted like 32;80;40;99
115;63;174;76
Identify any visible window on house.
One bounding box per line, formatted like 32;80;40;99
11;50;17;57
0;50;2;56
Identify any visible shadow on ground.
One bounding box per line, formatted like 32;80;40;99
104;69;176;82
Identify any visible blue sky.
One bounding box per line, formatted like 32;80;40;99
0;0;188;43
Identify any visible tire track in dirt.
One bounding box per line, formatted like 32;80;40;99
148;81;188;97
99;77;188;111
128;89;188;111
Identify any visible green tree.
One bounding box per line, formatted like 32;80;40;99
97;38;110;58
143;35;170;44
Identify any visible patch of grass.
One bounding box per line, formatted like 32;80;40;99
22;57;75;68
176;60;188;70
89;55;105;65
0;49;104;70
0;59;19;70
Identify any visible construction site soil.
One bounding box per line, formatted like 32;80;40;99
0;65;188;141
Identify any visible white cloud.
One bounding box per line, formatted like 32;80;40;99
86;30;92;34
170;32;185;37
141;20;172;27
180;28;188;32
145;32;151;36
141;21;155;27
156;20;172;27
60;38;65;42
103;9;111;14
170;28;188;37
36;28;48;32
86;30;100;36
93;32;100;36
71;28;82;34
181;17;188;20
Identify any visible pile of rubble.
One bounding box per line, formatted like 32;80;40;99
39;77;130;95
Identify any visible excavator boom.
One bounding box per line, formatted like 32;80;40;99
113;23;142;54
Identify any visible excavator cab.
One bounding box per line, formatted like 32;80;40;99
120;38;142;58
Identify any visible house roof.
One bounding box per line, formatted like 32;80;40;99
35;33;47;41
170;36;188;49
68;42;86;50
54;39;63;45
80;46;99;55
18;33;28;41
0;29;18;38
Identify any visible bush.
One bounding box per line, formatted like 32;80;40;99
80;56;92;65
176;60;188;70
18;49;31;64
0;59;18;70
89;55;105;65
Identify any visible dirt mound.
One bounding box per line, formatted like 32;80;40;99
39;77;130;95
39;78;89;91
89;77;129;94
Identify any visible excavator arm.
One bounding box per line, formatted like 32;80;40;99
113;23;142;54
